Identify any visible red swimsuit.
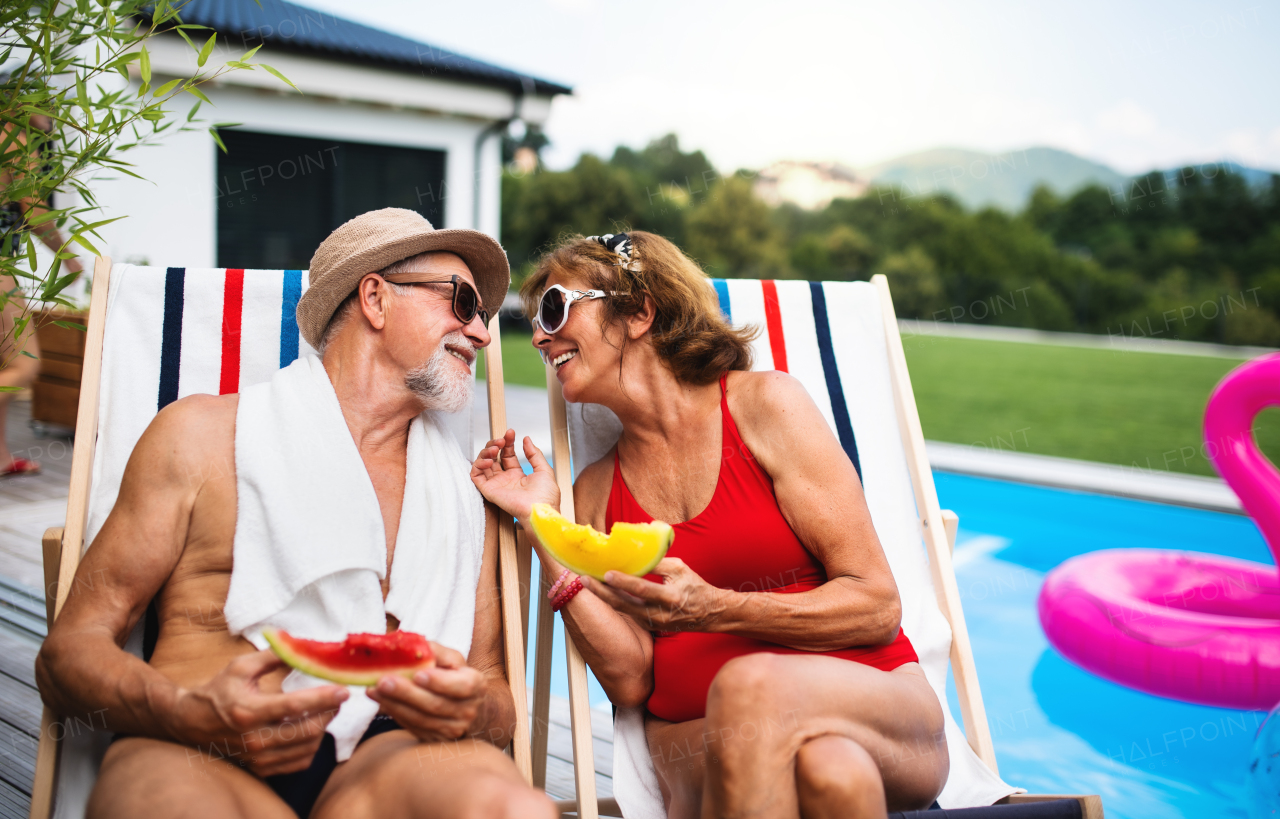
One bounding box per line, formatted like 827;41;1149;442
606;376;918;723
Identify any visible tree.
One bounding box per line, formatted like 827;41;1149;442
500;135;1280;344
610;134;716;194
1;0;290;373
684;176;790;278
500;134;725;273
610;135;717;246
1023;184;1060;234
790;224;874;280
874;246;944;318
501;153;647;275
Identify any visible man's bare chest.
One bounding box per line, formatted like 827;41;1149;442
162;454;406;619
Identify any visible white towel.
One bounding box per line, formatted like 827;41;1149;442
225;355;487;760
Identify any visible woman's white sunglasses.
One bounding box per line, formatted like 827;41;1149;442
535;284;626;334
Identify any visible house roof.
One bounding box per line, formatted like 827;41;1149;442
175;0;572;96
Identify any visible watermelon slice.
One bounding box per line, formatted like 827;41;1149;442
262;628;435;686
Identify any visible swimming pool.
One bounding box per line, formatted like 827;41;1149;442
534;472;1271;817
938;472;1268;818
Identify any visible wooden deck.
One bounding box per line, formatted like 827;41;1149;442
0;398;611;817
0;576;51;819
0;399;74;592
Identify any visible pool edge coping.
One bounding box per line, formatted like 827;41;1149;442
926;440;1243;515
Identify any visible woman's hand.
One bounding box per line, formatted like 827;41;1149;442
470;429;560;523
583;558;729;633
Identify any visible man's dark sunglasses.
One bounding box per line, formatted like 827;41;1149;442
383;274;490;327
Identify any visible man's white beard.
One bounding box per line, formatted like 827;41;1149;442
405;330;475;413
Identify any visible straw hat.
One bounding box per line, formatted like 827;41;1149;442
297;208;510;348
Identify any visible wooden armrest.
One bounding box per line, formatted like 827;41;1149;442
939;509;958;554
554;797;621;818
997;793;1103;819
33;526;64;819
41;526;64;627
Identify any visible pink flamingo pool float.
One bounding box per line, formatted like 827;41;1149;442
1039;353;1280;710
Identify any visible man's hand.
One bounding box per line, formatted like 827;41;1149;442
170;650;349;777
471;429;560;522
366;642;487;742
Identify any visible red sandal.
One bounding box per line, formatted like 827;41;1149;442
0;458;40;477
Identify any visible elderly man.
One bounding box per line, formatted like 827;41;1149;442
36;209;555;818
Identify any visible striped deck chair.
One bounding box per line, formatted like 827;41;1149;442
534;275;1103;818
31;258;531;818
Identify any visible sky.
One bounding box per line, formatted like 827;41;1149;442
300;0;1280;175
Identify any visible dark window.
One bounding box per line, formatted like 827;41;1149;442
216;131;446;270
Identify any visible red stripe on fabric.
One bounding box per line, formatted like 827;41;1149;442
761;280;788;373
219;269;245;395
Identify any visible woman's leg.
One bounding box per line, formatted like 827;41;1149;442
705;655;945;819
646;654;947;819
795;735;886;819
647;716;710;819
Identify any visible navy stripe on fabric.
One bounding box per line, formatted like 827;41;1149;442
712;279;731;321
809;281;861;479
280;269;303;367
157;267;186;411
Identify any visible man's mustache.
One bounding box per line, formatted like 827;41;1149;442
435;331;476;366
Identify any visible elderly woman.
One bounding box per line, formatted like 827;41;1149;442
471;232;947;819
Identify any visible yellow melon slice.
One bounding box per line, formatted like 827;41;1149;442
528;503;673;580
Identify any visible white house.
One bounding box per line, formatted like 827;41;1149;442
752;161;868;211
91;0;570;273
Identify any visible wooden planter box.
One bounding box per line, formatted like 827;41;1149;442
30;309;87;431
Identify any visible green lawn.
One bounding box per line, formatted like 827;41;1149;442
903;335;1278;477
482;329;1275;478
477;330;547;388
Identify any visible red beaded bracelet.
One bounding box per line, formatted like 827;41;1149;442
551;578;583;613
546;568;573;600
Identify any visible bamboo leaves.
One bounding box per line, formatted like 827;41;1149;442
258;64;295;90
152;78;181;98
0;0;293;369
196;33;215;68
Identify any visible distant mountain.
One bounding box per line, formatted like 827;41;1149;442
858;146;1280;212
1200;162;1277;189
859;146;1126;212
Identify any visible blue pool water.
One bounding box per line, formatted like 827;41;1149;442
533;472;1274;817
937;473;1271;818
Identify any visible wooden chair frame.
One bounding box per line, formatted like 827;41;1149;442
30;257;533;817
532;274;1102;819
